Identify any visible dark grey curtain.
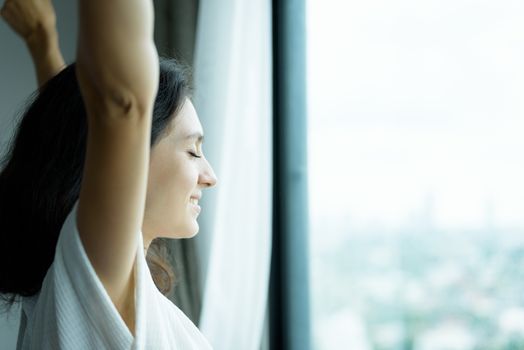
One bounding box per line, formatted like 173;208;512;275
153;0;201;325
166;238;202;324
154;0;199;65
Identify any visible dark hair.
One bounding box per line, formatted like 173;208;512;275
0;57;191;314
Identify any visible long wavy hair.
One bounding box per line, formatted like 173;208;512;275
0;57;191;314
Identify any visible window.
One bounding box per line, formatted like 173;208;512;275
307;1;524;349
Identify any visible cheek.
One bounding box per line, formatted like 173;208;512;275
149;160;172;195
148;152;180;204
169;160;200;199
149;151;199;205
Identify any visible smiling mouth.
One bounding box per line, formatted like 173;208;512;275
190;202;201;214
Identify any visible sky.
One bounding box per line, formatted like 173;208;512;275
306;0;524;232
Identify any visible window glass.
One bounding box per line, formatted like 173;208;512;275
307;1;524;348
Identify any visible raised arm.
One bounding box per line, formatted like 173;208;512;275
0;0;66;88
76;0;159;116
74;0;159;333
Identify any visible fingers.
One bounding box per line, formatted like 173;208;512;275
0;1;8;18
0;1;29;38
0;0;57;41
0;2;14;26
1;0;12;15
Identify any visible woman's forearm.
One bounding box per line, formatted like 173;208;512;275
0;0;65;88
26;28;65;88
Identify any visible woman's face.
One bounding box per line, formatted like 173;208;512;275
142;98;217;249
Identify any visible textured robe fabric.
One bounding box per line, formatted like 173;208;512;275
16;200;213;350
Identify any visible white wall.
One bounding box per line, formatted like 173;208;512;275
0;2;77;348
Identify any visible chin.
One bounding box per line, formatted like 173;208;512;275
178;231;198;239
176;223;199;239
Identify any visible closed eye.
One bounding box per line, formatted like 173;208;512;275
188;151;202;159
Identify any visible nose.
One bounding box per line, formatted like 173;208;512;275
200;157;218;188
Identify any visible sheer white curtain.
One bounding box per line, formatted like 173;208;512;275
192;0;272;349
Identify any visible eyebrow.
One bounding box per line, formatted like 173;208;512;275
184;132;204;143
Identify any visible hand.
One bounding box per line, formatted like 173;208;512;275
0;0;57;43
1;0;64;88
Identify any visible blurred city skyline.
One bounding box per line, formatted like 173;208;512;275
307;0;524;348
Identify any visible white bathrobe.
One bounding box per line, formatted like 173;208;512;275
16;200;213;349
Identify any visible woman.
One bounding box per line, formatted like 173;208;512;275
0;0;218;348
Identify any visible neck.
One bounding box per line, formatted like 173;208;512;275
143;234;152;256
